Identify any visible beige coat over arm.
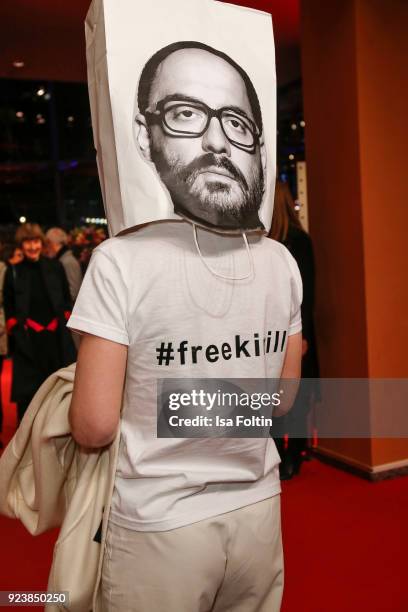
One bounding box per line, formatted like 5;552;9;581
0;364;120;611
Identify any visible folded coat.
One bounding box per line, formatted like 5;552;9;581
0;363;120;611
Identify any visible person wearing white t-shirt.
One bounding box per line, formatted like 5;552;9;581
68;41;302;612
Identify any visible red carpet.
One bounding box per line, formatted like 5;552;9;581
1;359;17;448
280;460;408;612
0;360;59;611
1;360;408;611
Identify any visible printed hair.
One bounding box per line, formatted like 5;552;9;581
137;41;263;134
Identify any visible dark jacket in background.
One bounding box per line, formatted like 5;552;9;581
4;256;76;405
284;226;319;380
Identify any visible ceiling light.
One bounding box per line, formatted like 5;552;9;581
37;88;45;97
16;111;24;119
13;60;25;68
300;120;306;128
288;154;295;160
19;216;27;223
291;123;297;130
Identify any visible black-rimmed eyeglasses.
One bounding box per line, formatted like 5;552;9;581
145;96;261;153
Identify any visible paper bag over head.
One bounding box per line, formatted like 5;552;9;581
86;0;276;237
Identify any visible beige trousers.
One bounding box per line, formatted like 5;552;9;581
101;495;283;612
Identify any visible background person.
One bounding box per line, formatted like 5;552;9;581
268;180;320;479
45;227;83;303
1;243;24;352
4;223;76;423
2;243;24;267
46;227;83;349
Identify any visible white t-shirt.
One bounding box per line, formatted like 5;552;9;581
68;221;302;531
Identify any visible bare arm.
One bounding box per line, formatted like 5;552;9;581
69;333;128;448
273;331;302;417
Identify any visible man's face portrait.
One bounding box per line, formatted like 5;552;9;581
136;43;266;231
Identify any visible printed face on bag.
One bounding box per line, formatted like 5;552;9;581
135;42;266;231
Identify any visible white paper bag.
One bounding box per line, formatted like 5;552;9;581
86;0;276;236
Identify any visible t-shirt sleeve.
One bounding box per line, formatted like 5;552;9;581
284;247;303;336
67;248;129;346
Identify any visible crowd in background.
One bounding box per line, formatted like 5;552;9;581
0;222;107;447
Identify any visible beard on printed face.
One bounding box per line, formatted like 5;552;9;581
150;148;265;231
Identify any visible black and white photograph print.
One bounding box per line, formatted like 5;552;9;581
134;41;267;232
